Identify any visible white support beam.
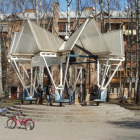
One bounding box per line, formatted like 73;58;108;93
13;60;26;87
74;68;82;91
63;56;70;88
11;61;29;95
104;59;124;89
100;57;109;89
106;65;111;76
97;59;99;87
60;58;63;86
30;67;33;96
34;67;37;87
11;62;25;87
42;56;57;89
21;64;29;79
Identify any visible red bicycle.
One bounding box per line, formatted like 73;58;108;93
7;108;35;130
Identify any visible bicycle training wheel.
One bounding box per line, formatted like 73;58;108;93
25;120;35;130
7;119;16;129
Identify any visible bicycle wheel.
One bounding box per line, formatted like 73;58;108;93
25;120;35;130
7;119;16;129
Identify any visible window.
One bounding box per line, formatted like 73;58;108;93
70;22;73;30
116;24;121;30
117;87;121;94
111;25;114;30
110;86;114;93
63;23;66;30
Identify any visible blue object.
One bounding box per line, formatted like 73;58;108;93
24;89;37;101
93;90;106;102
54;90;69;103
34;90;38;98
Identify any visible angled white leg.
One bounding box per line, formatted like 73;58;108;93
74;68;82;91
34;67;37;87
60;58;63;86
63;56;70;88
100;57;109;89
21;64;29;79
11;61;29;95
104;60;123;89
97;59;99;87
42;56;57;89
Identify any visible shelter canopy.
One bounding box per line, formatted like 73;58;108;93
8;20;64;58
102;30;124;58
59;18;111;56
59;18;124;59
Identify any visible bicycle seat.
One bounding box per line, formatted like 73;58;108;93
22;114;27;117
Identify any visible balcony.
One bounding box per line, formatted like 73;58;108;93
123;30;136;35
59;30;74;36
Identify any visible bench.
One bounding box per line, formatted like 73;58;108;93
53;90;75;106
24;89;37;104
90;90;106;106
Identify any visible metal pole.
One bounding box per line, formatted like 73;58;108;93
30;67;33;96
97;59;100;87
89;58;91;92
60;58;63;86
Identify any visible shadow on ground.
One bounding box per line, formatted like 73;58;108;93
108;120;140;129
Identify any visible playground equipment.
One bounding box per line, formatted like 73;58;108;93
7;17;124;104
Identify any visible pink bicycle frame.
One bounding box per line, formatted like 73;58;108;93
12;115;35;126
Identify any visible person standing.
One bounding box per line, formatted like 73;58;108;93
46;83;53;106
68;86;73;105
36;84;43;105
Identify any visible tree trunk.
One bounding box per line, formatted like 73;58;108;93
106;0;111;102
128;1;134;99
135;0;139;103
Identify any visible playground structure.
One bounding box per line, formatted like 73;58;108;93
7;17;124;104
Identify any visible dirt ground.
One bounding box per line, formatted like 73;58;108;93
0;114;140;140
